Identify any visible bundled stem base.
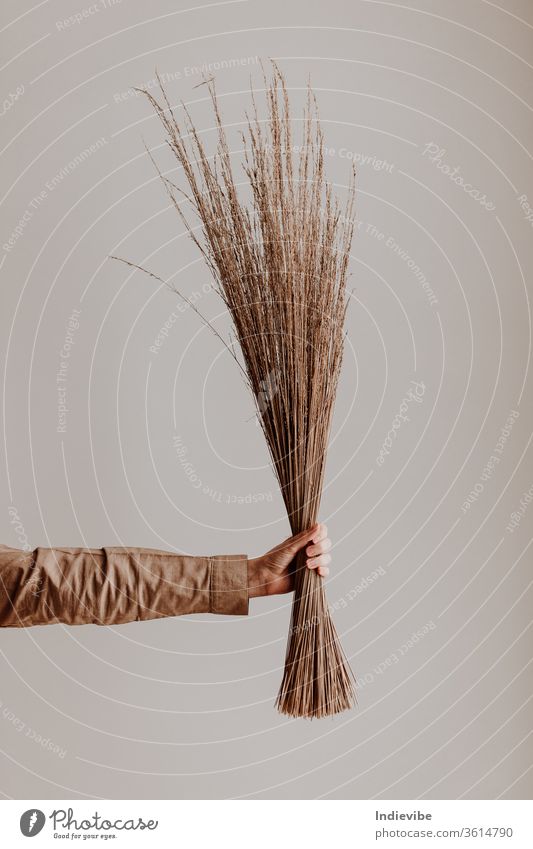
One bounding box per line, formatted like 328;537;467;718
130;61;356;717
276;550;355;717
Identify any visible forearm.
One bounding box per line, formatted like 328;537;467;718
0;543;249;627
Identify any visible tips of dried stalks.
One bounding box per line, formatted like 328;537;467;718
137;60;356;717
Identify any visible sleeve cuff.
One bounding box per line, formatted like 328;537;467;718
209;554;249;615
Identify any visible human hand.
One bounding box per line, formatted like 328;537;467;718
247;523;332;598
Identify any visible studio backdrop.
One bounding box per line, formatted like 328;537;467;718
1;0;532;800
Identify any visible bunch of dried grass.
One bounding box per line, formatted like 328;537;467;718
118;62;356;717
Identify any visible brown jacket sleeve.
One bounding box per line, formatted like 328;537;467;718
0;543;249;627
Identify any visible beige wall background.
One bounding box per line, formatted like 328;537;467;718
1;0;532;800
